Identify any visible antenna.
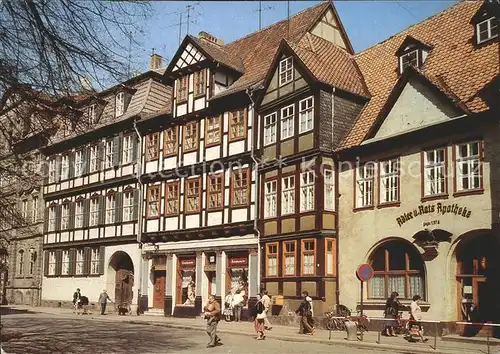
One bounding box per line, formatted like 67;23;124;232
186;4;193;35
287;0;290;39
254;2;275;31
127;30;132;79
178;12;183;45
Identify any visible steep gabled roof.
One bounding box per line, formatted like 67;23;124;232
188;35;245;73
340;1;499;150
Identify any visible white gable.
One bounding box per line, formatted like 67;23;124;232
373;78;462;140
309;8;347;50
172;43;206;72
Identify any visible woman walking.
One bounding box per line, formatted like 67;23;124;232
252;294;266;340
383;291;401;336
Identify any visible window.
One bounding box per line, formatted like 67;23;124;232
32;197;38;223
300;171;314;212
299;96;314;133
194;70;205;97
48;206;56;231
146;132;159;161
324;169;335;211
263;112;277;146
106;194;116;224
206;116;221;146
208;175;223;210
29;249;36;275
326;238;336;276
281;104;294;140
90;198;99;226
301;239;315;275
75;200;84;228
266;243;278;277
477;17;498;44
279;57;293;86
380;159;399;204
18;250;24;275
283;241;296;276
399;49;419;73
123;191;134;222
48;158;56;183
177;76;188;102
91;248;100;274
88;104;96;124
165;183;180;215
75;150;83;176
89;145;99;172
21;200;28;220
164;127;178;156
229;109;246;141
105;140;114;169
61;155;69;180
264;180;277;218
61;203;69;230
122;135;134;164
48;251;56;276
423;148;446;196
456;141;481;191
232;169;249;206
356;164;374;208
61;250;70;275
147;185;160;218
115;92;125;116
183;122;198;152
185;179;201;213
75;249;84;275
282;176;295;215
369;240;425;300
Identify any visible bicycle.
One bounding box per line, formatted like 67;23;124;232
324;305;351;331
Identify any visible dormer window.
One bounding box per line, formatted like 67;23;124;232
399;50;419;73
279;57;293;86
477;17;498;44
396;36;431;75
88;104;96;124
115;92;125;117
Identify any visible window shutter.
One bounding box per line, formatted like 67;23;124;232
43;207;49;233
83;199;90;227
98;140;105;170
83;247;91;275
133;189;139;220
55;155;62;182
55;205;61;232
115;192;122;223
69;202;76;229
98;195;105;225
113;135;121;167
43;251;49;276
68;249;75;276
132;135;138;163
82;147;88;175
68;153;75;179
55;250;62;276
99;246;105;275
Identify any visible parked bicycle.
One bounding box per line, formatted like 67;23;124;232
325;305;351;331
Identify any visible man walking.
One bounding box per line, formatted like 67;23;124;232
296;291;314;335
261;290;272;330
98;289;112;315
204;295;221;348
72;288;81;314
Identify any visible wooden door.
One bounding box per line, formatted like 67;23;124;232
153;271;166;309
473;277;487;321
115;269;134;307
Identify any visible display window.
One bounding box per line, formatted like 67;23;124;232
177;258;196;306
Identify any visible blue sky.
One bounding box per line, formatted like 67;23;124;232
132;1;456;72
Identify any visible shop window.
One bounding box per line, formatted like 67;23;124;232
423;148;446;196
301;239;316;275
283;241;296;276
369;240;425;300
455;141;482;192
178;258;196;305
266;243;278;277
227;256;249;303
325;238;336;276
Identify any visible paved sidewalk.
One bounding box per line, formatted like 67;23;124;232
3;305;499;354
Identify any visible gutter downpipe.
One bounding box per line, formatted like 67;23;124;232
331;87;341;312
245;87;261;295
133;118;144;313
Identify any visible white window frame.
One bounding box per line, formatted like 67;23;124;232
91;248;100;274
21;200;28;219
123;191;134;222
356;164;374;208
324;169;335;211
90;198;99;226
75;150;83;177
61;155;69;180
48;251;56;276
106;194;116;224
122;135;133;164
88;104;96;124
300;171;315;212
61;203;69;230
61;250;70;275
477;17;498;44
424;148;446;196
75;200;84;228
283;241;296;276
48;206;57;232
456;141;481;192
264;180;277;218
115;92;125;117
90;145;99;172
279;57;293;86
282;176;295;215
399;49;419;74
263;112;277;146
75;249;84;275
105;140;113;169
379;159;399;204
299;96;314;133
48;158;57;183
281;104;294;140
266;244;278;277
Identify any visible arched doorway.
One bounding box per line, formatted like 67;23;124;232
108;251;134;310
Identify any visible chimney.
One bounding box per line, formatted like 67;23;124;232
198;31;224;46
149;54;163;70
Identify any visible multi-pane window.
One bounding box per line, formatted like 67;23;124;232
105;140;114;168
299;96;314;133
90;145;99;172
29;249;36;275
456;141;481;191
184;122;198;152
206;116;221;146
208;175;223;210
264;180;277;218
75;150;83;176
91;248;100;274
115;92;125;116
48;251;56;276
263;112;277;146
283;241;296;276
279;57;293;86
75;200;84;228
88;104;96;124
48;158;57;183
61;155;69;180
232;169;248;206
106;194;116;224
165;183;180;215
281;105;294;140
21;200;28;220
48;206;56;231
122;135;134;164
356;164;374;208
266;243;278;277
282;176;295;215
300;171;314;212
399;49;418;73
302;239;315;275
147;186;160;218
146;132;159;161
164;127;178;155
177;76;188;102
32;197;38;223
380;159;399;203
194;70;205;96
123;191;134;222
90;198;99;226
229;109;245;141
18;250;24;275
75;249;84;275
324;169;335;211
477;17;498;44
186;179;201;212
61;250;70;275
61;203;70;230
326;238;336;276
423;148;446;196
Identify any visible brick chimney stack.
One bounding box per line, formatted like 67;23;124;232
198;31;224;46
149;54;163;70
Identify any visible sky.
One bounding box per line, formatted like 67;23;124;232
130;1;457;72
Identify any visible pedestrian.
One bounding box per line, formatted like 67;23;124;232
261;289;272;330
306;293;315;331
409;295;429;343
383;291;401;337
252;294;266;340
203;295;221;348
232;289;244;322
99;289;113;315
72;288;81;314
295;291;314;335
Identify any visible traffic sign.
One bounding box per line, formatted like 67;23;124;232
356;263;374;282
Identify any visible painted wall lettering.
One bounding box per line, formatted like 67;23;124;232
396;202;472;227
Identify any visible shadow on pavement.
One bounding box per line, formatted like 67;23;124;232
0;306;38;316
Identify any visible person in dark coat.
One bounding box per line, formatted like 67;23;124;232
295;291;314;335
72;288;81;312
383;291;402;336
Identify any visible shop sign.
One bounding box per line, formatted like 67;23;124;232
204;264;216;272
396;202;472;227
228;257;248;267
180;259;196;267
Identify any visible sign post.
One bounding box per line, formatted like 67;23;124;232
356;263;374;341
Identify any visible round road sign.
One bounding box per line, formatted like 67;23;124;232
356;263;374;282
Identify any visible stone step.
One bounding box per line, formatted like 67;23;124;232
144;309;165;317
